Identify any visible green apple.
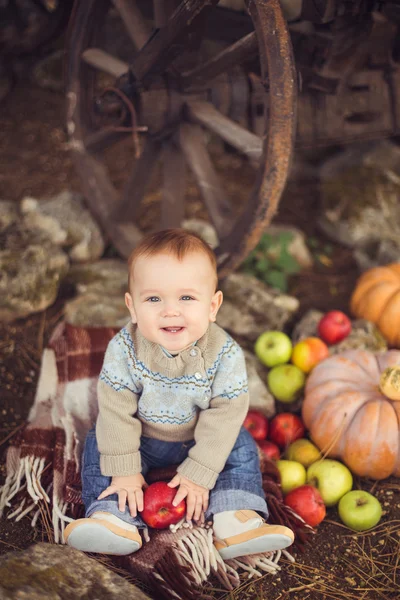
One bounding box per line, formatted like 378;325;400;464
307;459;353;507
255;331;292;368
338;490;382;532
267;364;305;403
286;438;321;467
276;460;307;495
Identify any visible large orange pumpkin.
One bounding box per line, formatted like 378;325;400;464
302;349;400;479
350;263;400;347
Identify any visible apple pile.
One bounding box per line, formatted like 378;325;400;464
255;311;353;403
246;311;384;532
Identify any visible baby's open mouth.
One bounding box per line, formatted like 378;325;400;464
162;327;184;333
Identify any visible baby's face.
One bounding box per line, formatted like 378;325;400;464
125;251;223;353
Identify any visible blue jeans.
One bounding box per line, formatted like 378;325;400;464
81;426;268;527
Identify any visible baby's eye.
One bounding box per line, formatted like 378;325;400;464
146;296;160;302
181;295;194;301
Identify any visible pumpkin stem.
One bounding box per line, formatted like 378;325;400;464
379;366;400;401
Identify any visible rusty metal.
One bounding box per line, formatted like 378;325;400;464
216;0;297;277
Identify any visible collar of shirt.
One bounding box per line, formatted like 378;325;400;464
161;340;198;358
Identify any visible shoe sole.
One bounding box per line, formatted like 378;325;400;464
64;519;141;555
217;533;293;560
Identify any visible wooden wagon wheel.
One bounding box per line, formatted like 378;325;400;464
66;0;296;278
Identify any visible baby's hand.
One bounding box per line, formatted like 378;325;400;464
168;474;209;522
98;473;147;517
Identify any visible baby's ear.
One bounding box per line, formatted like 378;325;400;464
125;293;137;323
209;290;223;322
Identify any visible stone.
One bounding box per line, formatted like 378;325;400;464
63;259;129;327
217;273;299;342
65;294;129;328
318;143;400;270
65;259;127;295
265;225;313;269
292;310;387;354
244;351;276;418
0;542;151;599
183;218;219;249
0;200;19;231
0;209;69;322
329;319;387;354
292;309;323;342
21;190;105;263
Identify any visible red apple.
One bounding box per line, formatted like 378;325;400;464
141;482;186;529
243;410;269;441
318;310;352;345
284;484;326;527
257;439;280;461
269;413;305;449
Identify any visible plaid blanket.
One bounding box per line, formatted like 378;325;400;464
0;322;313;599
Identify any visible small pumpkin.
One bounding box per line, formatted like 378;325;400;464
302;349;400;480
350;263;400;347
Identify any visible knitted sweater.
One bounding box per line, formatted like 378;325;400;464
96;321;249;489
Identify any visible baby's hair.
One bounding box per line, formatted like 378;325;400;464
127;228;218;292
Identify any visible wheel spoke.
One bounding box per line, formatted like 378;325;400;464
84;128;130;154
153;0;179;28
130;0;209;83
82;48;128;77
186;99;262;160
181;31;258;88
70;151;143;256
178;124;233;239
111;0;151;50
161;141;186;228
114;137;162;222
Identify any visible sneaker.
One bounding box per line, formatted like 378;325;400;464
213;509;294;560
64;511;142;555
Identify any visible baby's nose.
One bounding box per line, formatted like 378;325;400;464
162;304;180;317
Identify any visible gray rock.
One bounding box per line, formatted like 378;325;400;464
64;260;129;328
217;273;299;342
183;219;219;249
318;143;400;270
65;260;128;295
21;191;105;263
292;310;387;354
0;542;150;599
330;319;387;354
65;294;129;328
0;201;19;231
292;309;323;342
265;225;313;269
0;211;69;322
244;351;276;418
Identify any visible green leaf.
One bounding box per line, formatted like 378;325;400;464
276;247;302;274
255;258;270;274
265;270;288;292
277;231;294;246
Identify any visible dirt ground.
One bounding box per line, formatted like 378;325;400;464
1;79;399;600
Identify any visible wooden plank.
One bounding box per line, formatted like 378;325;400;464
114;137;162;222
161;142;186;228
186;99;263;160
81;48;128;77
181;31;258;88
111;0;152;50
131;0;209;82
178;123;233;239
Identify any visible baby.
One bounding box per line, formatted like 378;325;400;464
65;229;294;558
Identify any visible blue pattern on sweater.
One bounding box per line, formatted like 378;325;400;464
99;325;248;427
